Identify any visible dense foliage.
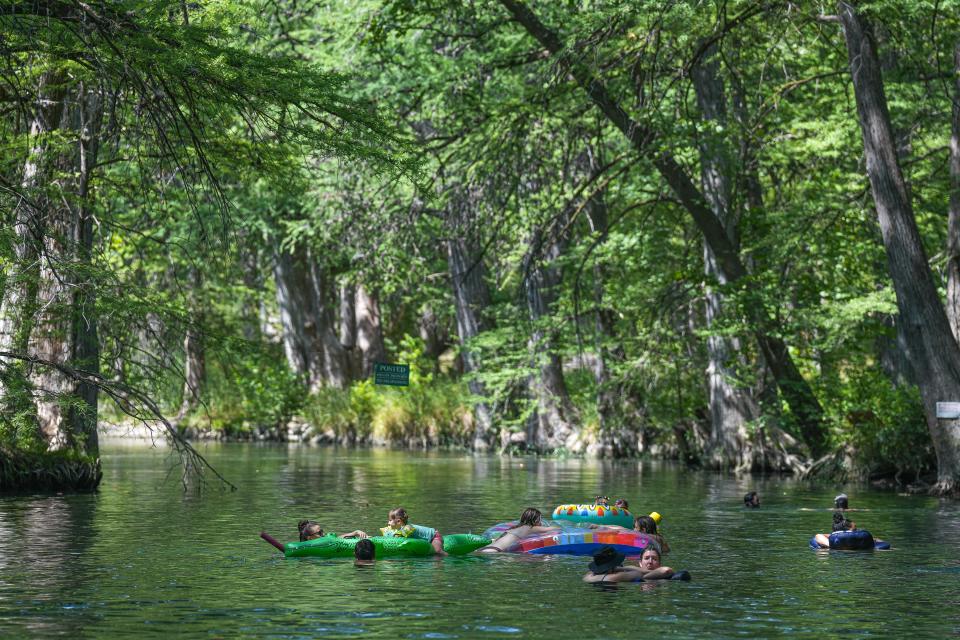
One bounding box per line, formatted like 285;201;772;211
3;0;960;490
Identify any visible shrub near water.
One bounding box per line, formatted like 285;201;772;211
827;367;932;481
303;338;473;446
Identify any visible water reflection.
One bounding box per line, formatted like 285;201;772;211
0;445;957;638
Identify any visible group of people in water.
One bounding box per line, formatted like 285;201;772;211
293;491;881;576
744;491;884;549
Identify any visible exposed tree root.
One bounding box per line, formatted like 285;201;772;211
1;351;235;491
0;448;102;492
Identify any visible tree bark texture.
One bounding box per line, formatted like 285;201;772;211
523;224;577;452
839;2;960;493
578;147;641;457
692;44;759;470
446;236;495;450
498;0;827;455
355;284;386;379
177;267;205;420
947;41;960;344
0;74;102;458
273;244;350;390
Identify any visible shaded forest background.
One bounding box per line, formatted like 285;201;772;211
3;0;960;493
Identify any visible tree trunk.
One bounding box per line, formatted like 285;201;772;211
579;147;640;458
355;284;386;378
339;282;359;378
948;41;960;344
0;75;104;460
177;267;205;420
839;2;960;494
498;0;827;455
273;246;313;381
522;221;578;453
273;244;350;389
446;236;495;450
692;44;759;470
305;256;349;389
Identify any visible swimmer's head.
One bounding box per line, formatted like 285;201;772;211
354;538;376;563
639;543;662;570
831;511;854;532
589;545;625;574
834;494;849;510
298;520;324;541
634;515;659;535
518;507;543;527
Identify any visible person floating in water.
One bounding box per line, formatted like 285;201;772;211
744;492;760;508
379;507;446;555
813;511;886;548
583;544;686;583
594;495;610;506
477;508;559;553
633;514;671;553
613;498;629;511
354;538;375;565
297;520;368;542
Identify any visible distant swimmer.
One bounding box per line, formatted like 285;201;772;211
478;508;559;553
800;493;867;512
812;512;886;549
744;491;760;508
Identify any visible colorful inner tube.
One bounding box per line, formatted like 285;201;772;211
514;530;655;556
808;530;890;551
552;504;634;528
284;533;491;558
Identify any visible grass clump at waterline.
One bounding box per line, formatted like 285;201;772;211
303;378;475;447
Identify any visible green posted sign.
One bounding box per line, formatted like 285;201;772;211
373;362;409;386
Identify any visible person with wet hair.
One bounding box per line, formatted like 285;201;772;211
354;538;376;565
813;512;856;548
583;545;687;583
477;508;559;553
613;498;629;510
743;491;760;508
633;514;670;554
298;520;325;541
297;520;367;542
834;493;849;510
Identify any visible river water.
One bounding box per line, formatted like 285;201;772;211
0;443;957;638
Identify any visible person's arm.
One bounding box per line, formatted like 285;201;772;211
341;530;368;539
814;533;830;548
638;566;674;580
608;566;649;582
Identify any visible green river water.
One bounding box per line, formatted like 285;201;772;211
0;443;958;638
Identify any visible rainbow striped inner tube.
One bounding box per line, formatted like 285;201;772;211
552;504;634;528
479;523;655;556
284;533;490;558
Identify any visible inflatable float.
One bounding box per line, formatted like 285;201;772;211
261;532;490;558
808;530;890;551
552;503;634;528
481;521;656;556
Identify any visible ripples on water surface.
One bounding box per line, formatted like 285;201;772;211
0;444;957;638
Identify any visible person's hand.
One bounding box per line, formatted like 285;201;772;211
357;531;369;539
